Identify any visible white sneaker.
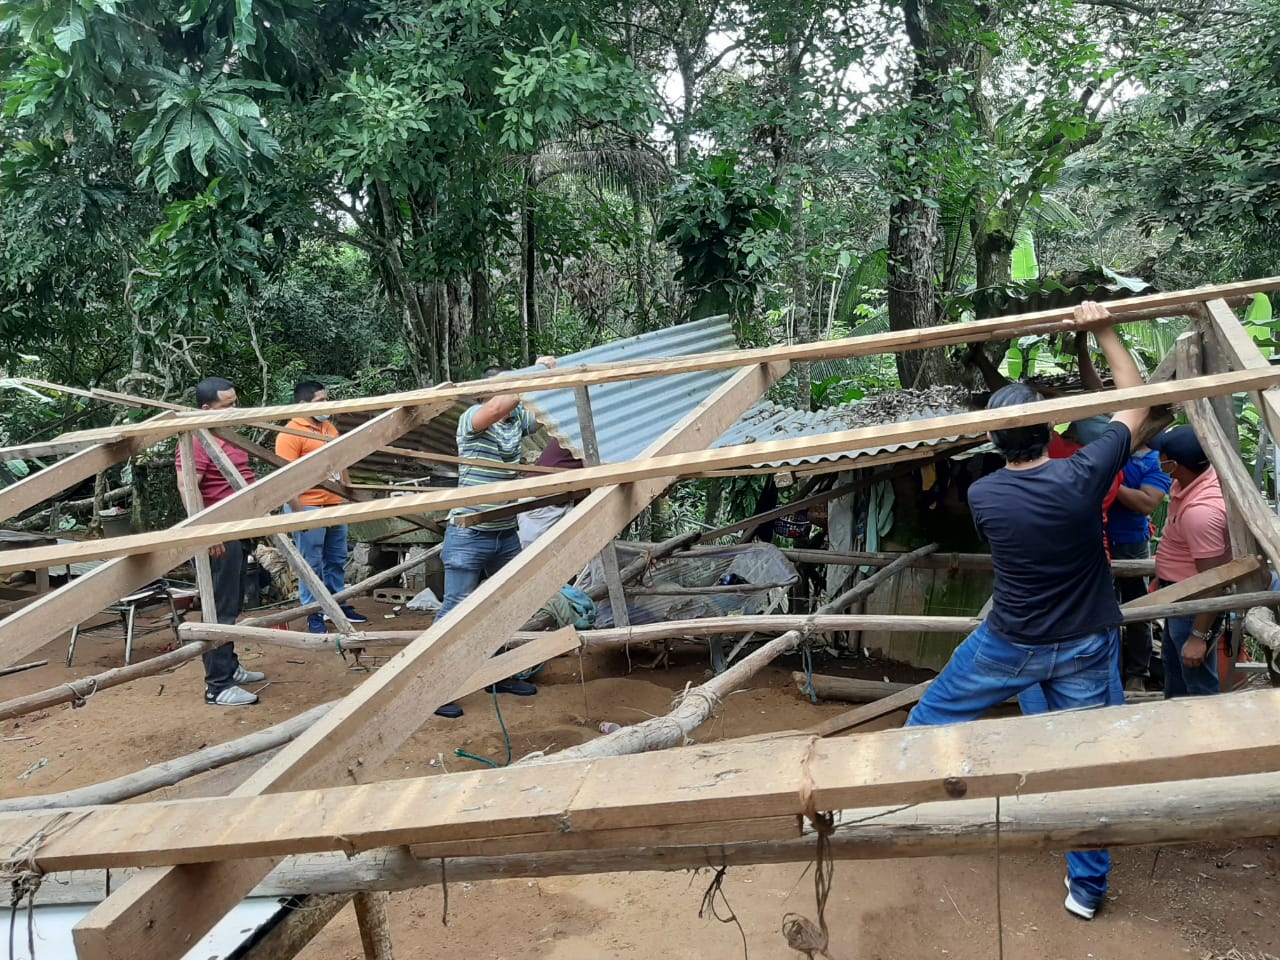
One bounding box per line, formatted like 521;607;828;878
233;666;266;684
1064;876;1097;920
206;685;259;706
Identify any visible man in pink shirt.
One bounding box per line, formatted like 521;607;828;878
174;377;265;707
1150;426;1231;697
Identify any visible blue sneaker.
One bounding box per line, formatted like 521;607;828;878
325;604;369;624
307;613;326;634
1064;876;1099;920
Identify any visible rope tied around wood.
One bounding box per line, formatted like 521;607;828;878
783;735;841;959
5;810;89;960
64;677;98;709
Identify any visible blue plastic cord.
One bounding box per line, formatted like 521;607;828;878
800;647;818;704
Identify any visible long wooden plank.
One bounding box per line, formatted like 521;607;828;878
177;435;219;623
196;430;354;633
9;367;1280;577
0;413;176;522
16;276;1278;459
0;404;443;669
69;361;786;960
1124;555;1262;609
5;689;1278;871
29;770;1280;905
1202;298;1280;440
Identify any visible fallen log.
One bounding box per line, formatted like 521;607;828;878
793;673;912;702
530;543;939;764
0;701;335;812
0;642;210;721
0;658;48;677
29;770;1280;903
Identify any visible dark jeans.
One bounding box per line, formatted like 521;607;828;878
1111;540;1152;682
1163;614;1223;697
437;524;521;621
910;622;1123;907
205;540;247;693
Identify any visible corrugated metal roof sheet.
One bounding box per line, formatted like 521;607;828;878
340;320;979;478
341;316;737;477
714;387;978;469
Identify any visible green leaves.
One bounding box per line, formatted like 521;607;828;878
131;64;281;192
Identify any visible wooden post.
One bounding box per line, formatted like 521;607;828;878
177;434;219;624
238;894;349;960
574;386;630;630
1177;332;1265;688
352;891;394;960
195;431;355;634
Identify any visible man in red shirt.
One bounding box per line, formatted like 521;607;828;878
174;377;264;706
274;380;367;633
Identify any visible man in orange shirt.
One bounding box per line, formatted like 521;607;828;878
275;380;368;633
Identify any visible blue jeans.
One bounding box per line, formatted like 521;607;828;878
1163;615;1221;697
908;621;1123;908
284;505;348;606
438;524;522;620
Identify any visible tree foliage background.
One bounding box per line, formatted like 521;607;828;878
2;0;1278;431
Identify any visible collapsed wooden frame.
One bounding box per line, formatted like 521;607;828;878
1;284;1279;959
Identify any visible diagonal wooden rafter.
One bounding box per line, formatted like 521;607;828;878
7;366;1280;578
69;360;786;960
0;412;178;523
0;404;446;668
8;276;1278;460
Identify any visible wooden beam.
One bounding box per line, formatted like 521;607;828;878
239;546;441;629
212;429;353;504
177;434;219;624
353;892;394;960
1184;396;1280;577
1123;556;1263;609
69;361;786;960
1201;297;1280;445
13;368;1280;578
0;404;442;669
575;385;630;629
196;430;354;634
24;275;1280;456
809;680;933;737
451;490;579;528
0;413;176;522
7;690;1280;872
30;770;1280;905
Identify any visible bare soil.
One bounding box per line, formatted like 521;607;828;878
2;603;1277;960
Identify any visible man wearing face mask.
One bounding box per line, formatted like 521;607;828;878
274;380;368;633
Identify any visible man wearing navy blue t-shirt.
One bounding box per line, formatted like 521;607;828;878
906;300;1149;922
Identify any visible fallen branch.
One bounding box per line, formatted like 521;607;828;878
0;701;334;812
529;544;939;764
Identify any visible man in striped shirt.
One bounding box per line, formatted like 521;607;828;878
433;357;556;718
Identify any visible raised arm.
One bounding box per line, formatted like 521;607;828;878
1069;301;1146;451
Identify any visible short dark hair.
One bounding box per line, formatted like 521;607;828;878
293;380;326;403
195;377;235;408
482;365;511;380
987;383;1050;463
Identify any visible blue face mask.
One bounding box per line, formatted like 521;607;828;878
314;414;331;422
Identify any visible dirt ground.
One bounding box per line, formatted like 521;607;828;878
2;603;1278;960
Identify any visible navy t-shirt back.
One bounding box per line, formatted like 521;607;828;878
969;422;1132;644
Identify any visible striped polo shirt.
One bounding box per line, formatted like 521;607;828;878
447;404;537;530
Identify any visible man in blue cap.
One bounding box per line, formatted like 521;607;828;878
1149;425;1231;696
